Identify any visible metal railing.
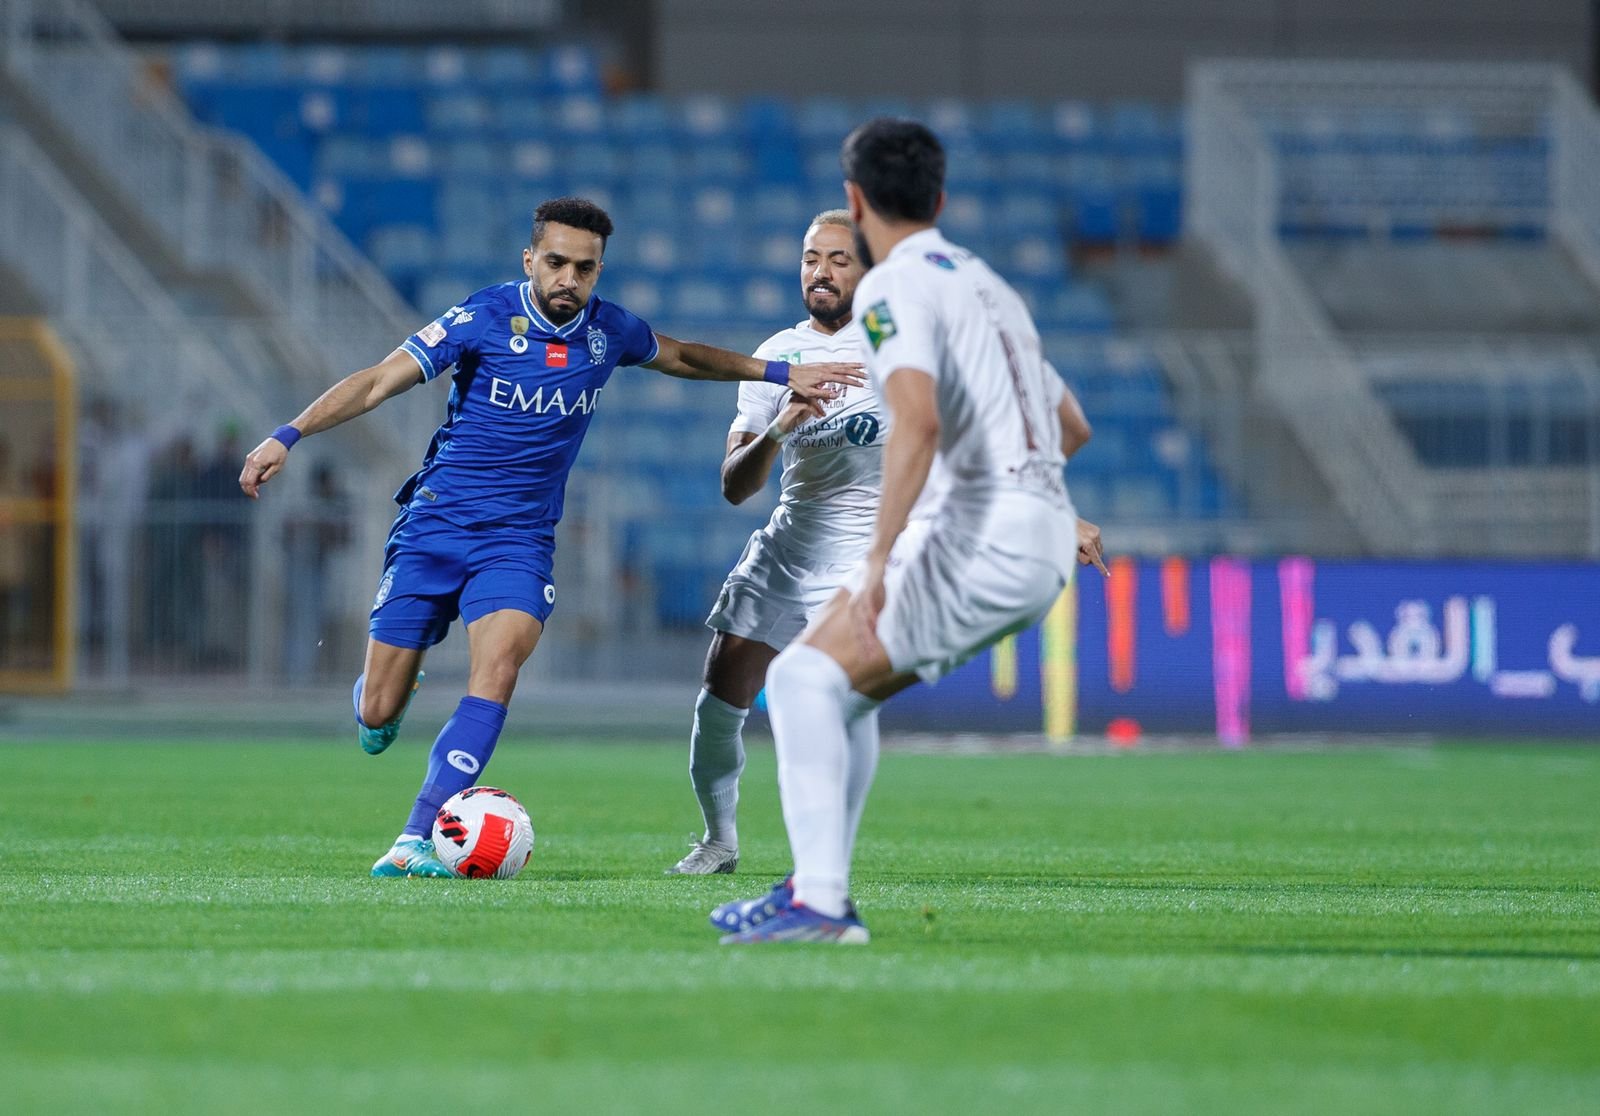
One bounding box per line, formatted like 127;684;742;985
0;126;274;446
1188;64;1431;554
0;0;423;445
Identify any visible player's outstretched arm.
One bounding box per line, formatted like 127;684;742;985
239;348;425;499
720;394;824;504
644;333;864;403
1058;384;1092;458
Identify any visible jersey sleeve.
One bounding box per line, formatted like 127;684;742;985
1042;359;1067;407
400;289;495;382
613;305;660;367
729;380;785;437
859;273;944;386
728;334;794;436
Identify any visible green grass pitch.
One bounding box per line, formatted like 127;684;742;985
1;736;1597;1114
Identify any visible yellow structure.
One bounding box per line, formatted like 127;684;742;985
0;318;75;692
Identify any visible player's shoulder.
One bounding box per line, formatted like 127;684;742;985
753;321;811;360
459;280;522;310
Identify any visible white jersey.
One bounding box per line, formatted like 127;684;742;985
852;227;1077;574
729;320;884;563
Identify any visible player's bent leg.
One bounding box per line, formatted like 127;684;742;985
394;608;544;843
669;632;777;875
354;638;427;755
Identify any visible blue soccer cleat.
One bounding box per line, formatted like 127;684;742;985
357;671;425;755
709;874;793;933
370;835;453;878
719;901;870;945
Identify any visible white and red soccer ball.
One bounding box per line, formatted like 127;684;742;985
432;786;535;879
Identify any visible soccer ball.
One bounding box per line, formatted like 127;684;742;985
432;787;535;879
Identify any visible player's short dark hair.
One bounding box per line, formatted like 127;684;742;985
531;196;614;252
840;118;945;223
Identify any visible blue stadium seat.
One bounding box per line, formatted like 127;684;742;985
339;87;427;137
627;144;683;184
984;100;1047;148
996;234;1070;283
1036;284;1115;332
925;98;978;143
477;46;539;87
540;45;603;97
685;144;750;183
943;145;999;190
425;92;493;134
995;192;1062;236
676;95;739;141
609;93;673;139
796;98;854;144
488;96;551;138
1050;101;1102;152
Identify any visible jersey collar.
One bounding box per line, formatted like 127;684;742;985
519;281;591;338
885;226;947;264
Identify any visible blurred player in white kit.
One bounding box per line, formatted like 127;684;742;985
715;118;1106;943
666;210;880;875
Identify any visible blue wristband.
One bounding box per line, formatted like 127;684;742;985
762;360;791;385
271;424;302;450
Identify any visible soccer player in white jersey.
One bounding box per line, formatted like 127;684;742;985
667;210;878;875
716;118;1108;943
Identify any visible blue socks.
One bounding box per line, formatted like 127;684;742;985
402;696;508;837
352;674;370;728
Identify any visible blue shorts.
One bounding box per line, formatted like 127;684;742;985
368;508;557;650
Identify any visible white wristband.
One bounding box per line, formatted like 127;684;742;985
763;418;790;445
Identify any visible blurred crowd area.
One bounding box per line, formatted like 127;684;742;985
67;401;354;683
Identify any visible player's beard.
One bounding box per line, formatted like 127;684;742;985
533;284;583;325
853;226;875;270
805;286;853;328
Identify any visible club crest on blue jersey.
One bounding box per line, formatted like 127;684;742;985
587;326;607;362
844;413;881;446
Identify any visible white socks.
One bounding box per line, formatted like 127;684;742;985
767;643;880;920
689;687;749;849
842;691;881;865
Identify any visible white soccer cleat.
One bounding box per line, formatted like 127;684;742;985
665;840;739;875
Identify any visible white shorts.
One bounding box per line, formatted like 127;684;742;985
706;529;861;650
871;519;1071;685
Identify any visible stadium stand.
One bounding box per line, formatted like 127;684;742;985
167;42;1227;626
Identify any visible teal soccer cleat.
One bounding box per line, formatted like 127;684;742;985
357;671;425;755
370;836;454;878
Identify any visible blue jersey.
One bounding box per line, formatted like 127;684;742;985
396;281;658;528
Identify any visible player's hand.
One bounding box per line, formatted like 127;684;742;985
239;437;290;499
775;392;826;435
850;558;888;647
787;361;866;402
1077;517;1108;576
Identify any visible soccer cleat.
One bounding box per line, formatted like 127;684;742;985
666;840;739;876
370;836;454;878
709;874;793;933
358;671;425;755
719;901;870;945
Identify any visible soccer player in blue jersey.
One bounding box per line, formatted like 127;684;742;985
240;196;863;877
